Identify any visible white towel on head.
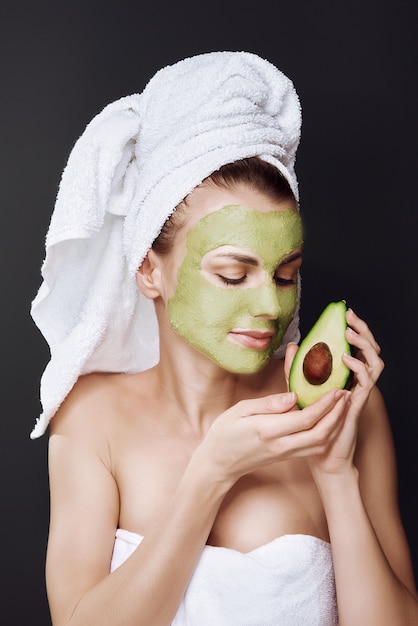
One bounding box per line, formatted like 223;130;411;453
30;50;302;439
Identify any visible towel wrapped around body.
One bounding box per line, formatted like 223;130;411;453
111;529;339;626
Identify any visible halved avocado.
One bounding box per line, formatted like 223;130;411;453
289;301;352;408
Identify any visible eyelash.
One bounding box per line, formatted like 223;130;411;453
217;274;296;286
217;274;247;285
274;276;297;286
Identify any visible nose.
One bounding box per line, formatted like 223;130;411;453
250;281;281;319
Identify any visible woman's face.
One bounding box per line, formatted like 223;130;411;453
161;184;303;374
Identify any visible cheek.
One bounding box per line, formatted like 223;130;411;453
278;288;298;317
169;272;244;329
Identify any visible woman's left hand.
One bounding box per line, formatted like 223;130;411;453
285;308;385;481
342;307;384;414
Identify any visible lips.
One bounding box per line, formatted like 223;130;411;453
228;329;275;350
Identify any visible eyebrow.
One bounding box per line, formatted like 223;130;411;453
214;253;259;266
213;250;303;266
279;251;303;266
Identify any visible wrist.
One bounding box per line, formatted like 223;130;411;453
313;464;360;499
185;443;235;500
313;467;364;538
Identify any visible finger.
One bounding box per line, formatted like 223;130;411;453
346;308;381;354
343;351;383;387
284;342;299;384
248;388;346;441
271;393;350;458
232;391;298;419
287;388;346;433
345;327;382;362
344;329;384;379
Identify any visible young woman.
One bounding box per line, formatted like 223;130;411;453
32;52;417;625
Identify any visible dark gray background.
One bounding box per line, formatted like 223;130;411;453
1;1;417;623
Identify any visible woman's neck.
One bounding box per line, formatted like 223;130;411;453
153;339;281;434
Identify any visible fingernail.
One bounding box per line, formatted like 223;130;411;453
334;390;344;401
283;392;296;404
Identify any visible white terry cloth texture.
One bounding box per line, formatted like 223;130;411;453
31;50;302;438
111;529;339;625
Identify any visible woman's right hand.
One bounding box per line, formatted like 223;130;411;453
196;386;350;486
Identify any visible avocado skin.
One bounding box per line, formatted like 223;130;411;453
289;301;351;408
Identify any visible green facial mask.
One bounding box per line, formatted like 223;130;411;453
167;205;303;373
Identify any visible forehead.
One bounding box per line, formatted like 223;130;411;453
182;183;297;227
185;204;303;264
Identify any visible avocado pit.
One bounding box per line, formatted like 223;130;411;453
302;341;333;385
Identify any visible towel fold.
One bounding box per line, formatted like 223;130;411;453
31;51;302;438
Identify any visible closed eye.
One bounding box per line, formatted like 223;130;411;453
216;274;248;285
274;276;297;286
274;251;302;287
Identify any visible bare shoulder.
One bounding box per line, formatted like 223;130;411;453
50;370;152;441
46;370;154;622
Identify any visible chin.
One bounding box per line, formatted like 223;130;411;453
206;350;273;375
229;362;270;375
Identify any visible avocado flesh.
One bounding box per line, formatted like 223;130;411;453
289;301;351;408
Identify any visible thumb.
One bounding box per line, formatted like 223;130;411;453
284;342;299;387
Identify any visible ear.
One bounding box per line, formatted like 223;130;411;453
136;250;164;299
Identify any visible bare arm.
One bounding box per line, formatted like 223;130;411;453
316;390;417;625
305;309;418;625
46;383;229;626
